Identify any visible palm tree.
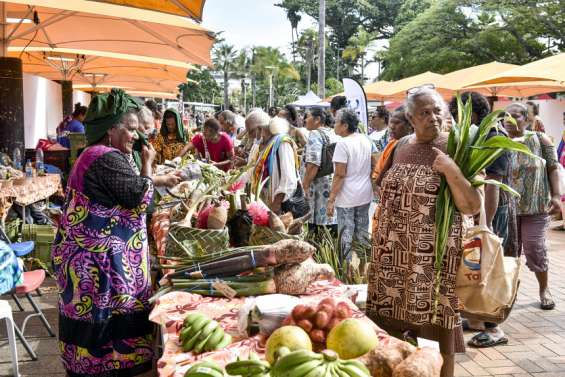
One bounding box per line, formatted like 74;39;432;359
297;28;318;91
213;43;238;109
342;26;376;84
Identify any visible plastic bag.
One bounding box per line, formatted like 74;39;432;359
238;294;300;337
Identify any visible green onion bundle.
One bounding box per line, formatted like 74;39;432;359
432;95;536;323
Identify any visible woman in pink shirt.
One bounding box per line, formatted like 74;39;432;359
181;118;234;171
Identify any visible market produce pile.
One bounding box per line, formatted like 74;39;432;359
152;157;444;377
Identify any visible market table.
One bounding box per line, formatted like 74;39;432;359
149;280;397;377
0;174;61;224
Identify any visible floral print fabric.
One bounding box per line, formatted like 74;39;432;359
52;146;154;377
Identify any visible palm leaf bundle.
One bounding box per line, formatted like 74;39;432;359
432;95;536;323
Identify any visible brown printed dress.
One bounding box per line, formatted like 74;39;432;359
367;134;464;351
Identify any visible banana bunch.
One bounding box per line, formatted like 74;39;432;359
225;352;270;377
271;348;370;377
184;360;224;377
180;313;232;353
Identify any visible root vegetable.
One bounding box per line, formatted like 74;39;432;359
282;317;295;326
314;311;331;329
303;306;316;320
319;297;336;307
318;304;335;318
267;239;316;265
310;329;326;344
327;317;341;330
297;319;313;333
291;305;308;320
392;347;442;377
269;211;286;232
280;212;293;231
207;204;228;229
274;259;335;295
335;302;352;319
287;212;311;235
361;342;417;377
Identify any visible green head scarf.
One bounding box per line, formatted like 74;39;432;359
84;88;142;146
161;108;187;143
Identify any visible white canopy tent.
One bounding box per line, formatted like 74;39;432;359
292;90;330;108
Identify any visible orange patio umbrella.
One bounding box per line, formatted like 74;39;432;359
377;71;448;100
466;53;565;86
86;0;206;21
2;0;214;66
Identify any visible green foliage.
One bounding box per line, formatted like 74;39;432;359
180;68;221;104
381;0;560;80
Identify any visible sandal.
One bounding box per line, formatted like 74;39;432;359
540;296;556;310
468;332;508;348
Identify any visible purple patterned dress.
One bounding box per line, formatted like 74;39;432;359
52;145;154;377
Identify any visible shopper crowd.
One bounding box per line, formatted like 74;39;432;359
41;87;565;377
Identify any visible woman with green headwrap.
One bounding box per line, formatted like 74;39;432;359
51;89;179;377
151;107;188;164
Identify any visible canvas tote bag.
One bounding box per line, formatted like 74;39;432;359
455;202;520;324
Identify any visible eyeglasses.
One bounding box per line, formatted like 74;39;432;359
406;83;436;95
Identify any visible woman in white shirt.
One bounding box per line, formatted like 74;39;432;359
327;109;376;260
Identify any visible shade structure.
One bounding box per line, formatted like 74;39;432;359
76;85;179;99
86;0;206;21
464;81;565;98
437;62;518;90
377;71;448;100
363;80;393;101
467;53;565;86
1;0;214;66
292;90;329;107
12;49;190;91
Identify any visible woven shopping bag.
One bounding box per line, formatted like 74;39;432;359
165;223;229;259
455;203;520;324
249;224;305;246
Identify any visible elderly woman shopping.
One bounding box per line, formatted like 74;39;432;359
252;117;307;217
327;109;375;260
503;103;562;310
52;89;179;377
367;87;481;377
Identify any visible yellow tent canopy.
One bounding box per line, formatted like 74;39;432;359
86;0;206;21
13;49;191;86
363;80;393;101
378;71;447;100
2;0;214;66
464;81;565;98
467;53;565;86
437;62;518;90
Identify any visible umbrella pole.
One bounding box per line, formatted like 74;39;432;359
0;56;26;156
61;80;74;118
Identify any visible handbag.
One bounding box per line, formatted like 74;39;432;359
315;129;336;179
455;201;520;324
275;149;310;218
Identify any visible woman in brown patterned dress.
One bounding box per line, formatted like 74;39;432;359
367;87;482;377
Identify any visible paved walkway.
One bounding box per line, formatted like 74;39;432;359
1;223;564;377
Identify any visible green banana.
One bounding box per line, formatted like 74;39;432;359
184;366;224;377
204;326;225;351
336;363;370;377
302;364;328;377
194;331;215;354
330;364;349;377
182;329;203;352
191;360;225;374
287;360;324;377
190;316;211;333
184;312;206;327
271;350;322;377
180;326;192;343
199;320;220;340
214;333;232;350
225;359;270;376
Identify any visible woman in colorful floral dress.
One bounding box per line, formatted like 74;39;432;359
52;89;179;377
301;107;338;233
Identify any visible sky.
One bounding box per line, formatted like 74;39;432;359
202;0;314;56
201;0;381;81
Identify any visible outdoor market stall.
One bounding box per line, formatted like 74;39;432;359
147;158;444;377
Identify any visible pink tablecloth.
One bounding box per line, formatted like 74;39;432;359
149;280;393;377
